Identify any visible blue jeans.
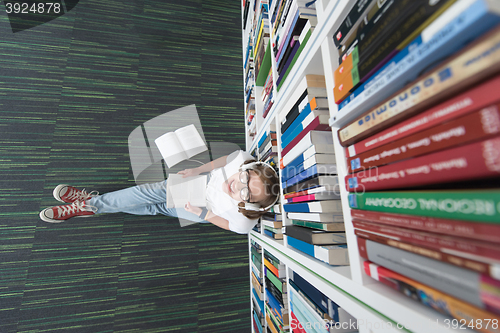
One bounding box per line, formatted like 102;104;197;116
87;180;209;223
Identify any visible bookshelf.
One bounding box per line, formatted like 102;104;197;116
243;0;499;332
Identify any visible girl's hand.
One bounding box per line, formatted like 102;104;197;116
184;202;202;216
177;167;200;178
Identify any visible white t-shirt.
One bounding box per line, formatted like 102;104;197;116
205;150;258;234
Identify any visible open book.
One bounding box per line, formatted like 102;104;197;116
166;174;207;208
154;124;208;168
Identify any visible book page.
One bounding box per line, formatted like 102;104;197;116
154;132;188;168
175;124;208;158
166;174;207;208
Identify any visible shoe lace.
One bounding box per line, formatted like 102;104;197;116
67;188;99;201
58;201;98;217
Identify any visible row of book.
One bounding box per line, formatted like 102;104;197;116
253;1;272;87
251;238;358;333
275;74;350;266
331;0;500;330
258;124;279;166
251;240;266;333
289;270;358;333
331;0;500;123
270;0;317;90
264;249;288;333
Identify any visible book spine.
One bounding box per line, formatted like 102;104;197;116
347;75;500;157
266;267;285;294
287;235;315;257
350;209;500;243
282;118;331;157
353;219;500;261
284;200;343;213
355;228;500;279
346;136;500;192
277;40;301;87
347;103;500;173
290;311;307;333
357;0;452;84
358;237;485;308
281;92;308;135
291;271;330;314
363;261;500;333
264;257;280;277
284;164;328;188
291;219;346;232
333;0;379;47
281;131;333;168
337;9;500;146
348;189;500;223
265;276;286;308
277;28;312;91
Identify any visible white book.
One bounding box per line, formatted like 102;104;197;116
314;244;349;266
282;131;334;168
279;75;327;124
285;200;342;213
287;212;344;223
166;174;207;208
154;124;208;168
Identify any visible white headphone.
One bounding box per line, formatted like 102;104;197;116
239;161;280;212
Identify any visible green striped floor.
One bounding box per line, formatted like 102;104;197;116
0;1;250;332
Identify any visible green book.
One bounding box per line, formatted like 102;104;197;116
255;42;272;86
266;267;285;293
291;220;345;232
348;190;500;223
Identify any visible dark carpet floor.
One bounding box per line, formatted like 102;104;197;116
0;0;251;332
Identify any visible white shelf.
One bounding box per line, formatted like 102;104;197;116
243;1;481;332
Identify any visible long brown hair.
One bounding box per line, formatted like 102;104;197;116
237;160;280;219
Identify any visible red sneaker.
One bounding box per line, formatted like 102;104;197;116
53;184;98;203
39;201;97;223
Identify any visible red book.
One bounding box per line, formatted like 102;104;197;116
350;209;500;243
354;228;499;279
353;219;500;262
290;311;307;333
346;75;500;158
346;136;500;192
281;116;331;158
347;104;500;173
362;260;500;332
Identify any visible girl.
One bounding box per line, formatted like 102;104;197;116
39;150;280;234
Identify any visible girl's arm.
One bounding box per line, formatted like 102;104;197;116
178;155;228;177
184;202;230;231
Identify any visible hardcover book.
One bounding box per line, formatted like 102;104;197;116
363;261;500;332
285;225;346;245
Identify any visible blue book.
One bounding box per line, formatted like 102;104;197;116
336;0;500;116
253;311;263;333
283;200;342;213
263;229;275;238
265;288;284;324
258;130;268;148
291;271;329;315
281;103;312;148
287;235;315;257
253;288;264;312
283;164;334;188
281;155;306;181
